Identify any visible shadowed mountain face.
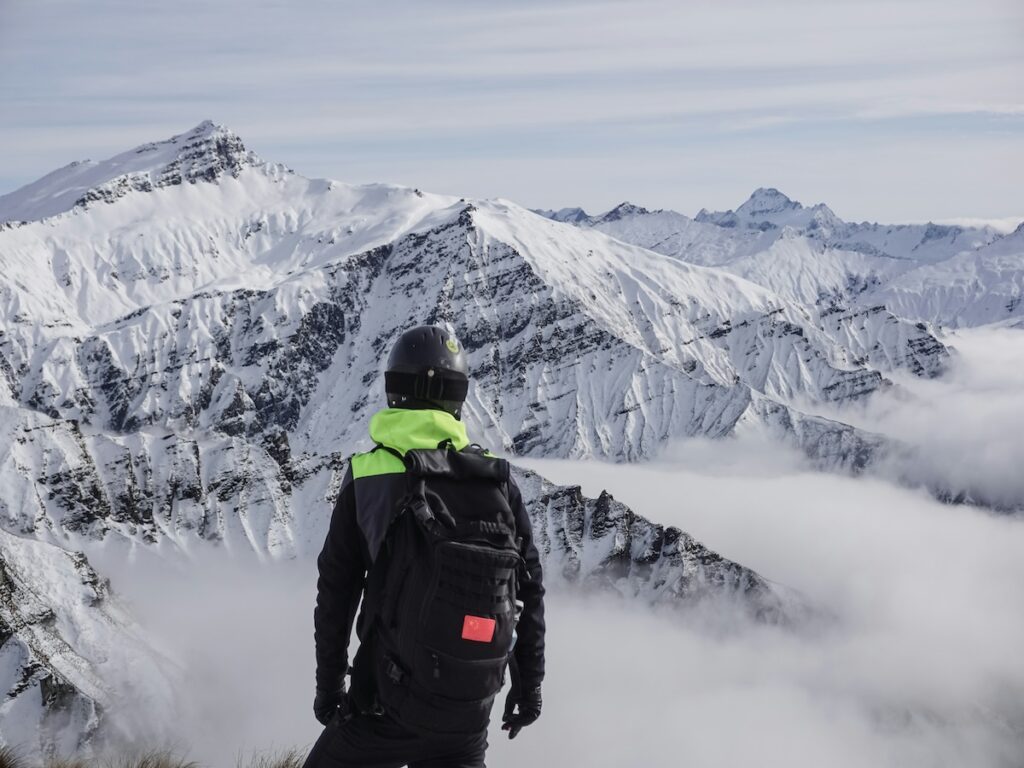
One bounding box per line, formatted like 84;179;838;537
0;122;987;753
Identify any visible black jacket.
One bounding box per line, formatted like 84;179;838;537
313;412;546;701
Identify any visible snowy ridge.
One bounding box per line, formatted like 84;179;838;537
0;121;282;225
512;466;799;622
746;393;891;473
693;188;1002;262
0;527;177;755
0;530;103;754
0;174;935;470
558;189;1020;328
879;227;1024;325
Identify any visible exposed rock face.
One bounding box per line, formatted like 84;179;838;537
747;394;890;474
512;467;798;623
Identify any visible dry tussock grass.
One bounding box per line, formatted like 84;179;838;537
237;749;304;768
0;746;26;768
0;747;305;768
44;758;93;768
90;752;197;768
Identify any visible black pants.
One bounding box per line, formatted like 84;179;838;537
303;711;488;768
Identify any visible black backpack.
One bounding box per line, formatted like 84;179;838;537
360;444;523;735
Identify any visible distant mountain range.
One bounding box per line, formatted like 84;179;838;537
536;188;1022;328
0;121;1017;754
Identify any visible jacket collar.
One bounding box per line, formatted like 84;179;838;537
368;408;469;455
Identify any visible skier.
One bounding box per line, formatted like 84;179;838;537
303;325;546;768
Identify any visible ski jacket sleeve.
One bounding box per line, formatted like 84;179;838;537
313;465;370;691
507;475;546;689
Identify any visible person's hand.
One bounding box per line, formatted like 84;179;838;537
314;684;352;726
501;684;541;739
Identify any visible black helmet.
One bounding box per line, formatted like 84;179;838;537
385;325;469;417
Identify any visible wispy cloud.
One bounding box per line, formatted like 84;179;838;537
1;0;1021;219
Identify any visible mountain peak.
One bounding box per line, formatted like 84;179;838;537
192;118;226;135
533;206;592;224
695;188;842;233
125;120;256;182
737;187;802;217
598;201;650;222
0;121;278;224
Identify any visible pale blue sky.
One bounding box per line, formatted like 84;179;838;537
1;0;1021;222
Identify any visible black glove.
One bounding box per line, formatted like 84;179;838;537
501;683;542;739
313;683;352;726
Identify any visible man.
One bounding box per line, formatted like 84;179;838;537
304;325;546;768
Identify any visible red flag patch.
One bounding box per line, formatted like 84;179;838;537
461;615;496;643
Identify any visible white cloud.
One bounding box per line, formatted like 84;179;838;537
83;548;324;763
928;217;1023;233
509;455;1024;766
818;326;1024;511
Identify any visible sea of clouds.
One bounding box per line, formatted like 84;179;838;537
856;324;1024;511
93;326;1024;767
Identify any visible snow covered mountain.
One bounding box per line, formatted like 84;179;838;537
547;189;1021;328
0;126;946;469
0;121;993;752
0;528;177;754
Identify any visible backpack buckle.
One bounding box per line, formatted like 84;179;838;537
384;655;406;686
408;497;434;525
